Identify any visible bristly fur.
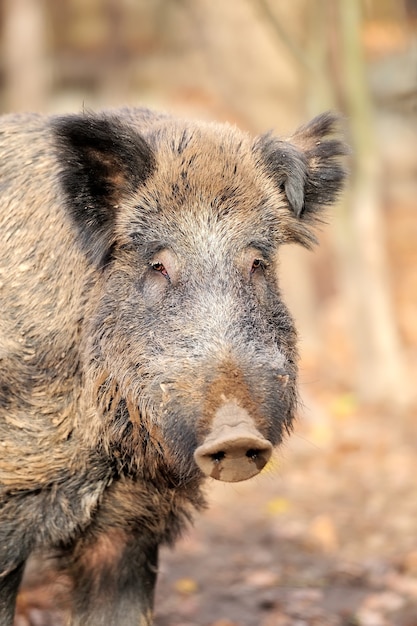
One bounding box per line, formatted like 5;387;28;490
54;113;156;266
0;106;348;626
254;112;348;247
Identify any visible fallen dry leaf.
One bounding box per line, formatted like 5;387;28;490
173;577;199;595
307;514;339;553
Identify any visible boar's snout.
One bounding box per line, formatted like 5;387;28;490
194;401;273;482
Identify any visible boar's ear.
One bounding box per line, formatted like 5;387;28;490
254;112;348;247
54;113;155;265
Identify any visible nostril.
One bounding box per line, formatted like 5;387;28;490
193;414;274;482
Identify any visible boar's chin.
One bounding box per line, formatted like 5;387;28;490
89;380;201;484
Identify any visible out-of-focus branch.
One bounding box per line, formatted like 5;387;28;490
256;0;314;72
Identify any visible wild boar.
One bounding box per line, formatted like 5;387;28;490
0;107;346;625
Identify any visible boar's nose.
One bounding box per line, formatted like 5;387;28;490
194;402;272;482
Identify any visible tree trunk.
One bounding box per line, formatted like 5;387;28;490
2;0;50;112
337;0;410;406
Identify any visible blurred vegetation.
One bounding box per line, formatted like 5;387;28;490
0;0;416;408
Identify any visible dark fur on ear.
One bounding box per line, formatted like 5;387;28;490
54;113;155;265
254;112;348;247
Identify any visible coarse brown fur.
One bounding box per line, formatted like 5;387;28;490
0;107;347;625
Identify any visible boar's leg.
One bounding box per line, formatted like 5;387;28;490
66;531;158;626
0;562;25;626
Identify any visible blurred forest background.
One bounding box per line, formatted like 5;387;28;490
2;1;417;625
1;0;416;406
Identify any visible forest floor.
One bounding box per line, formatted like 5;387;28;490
15;382;417;626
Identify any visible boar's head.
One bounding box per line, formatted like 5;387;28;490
54;109;347;485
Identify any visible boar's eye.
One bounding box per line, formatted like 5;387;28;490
151;261;170;279
251;258;266;274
